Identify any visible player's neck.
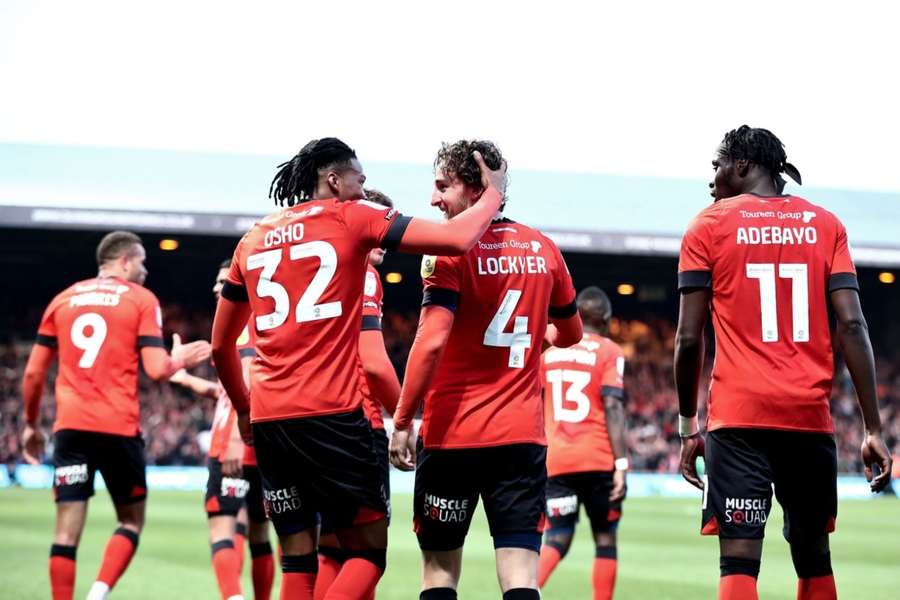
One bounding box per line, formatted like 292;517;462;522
583;324;608;337
97;268;126;281
743;177;781;198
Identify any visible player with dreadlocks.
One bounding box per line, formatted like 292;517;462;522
675;125;892;600
212;137;507;600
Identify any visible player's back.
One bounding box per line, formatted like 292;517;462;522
678;194;857;433
37;276;162;436
421;219;575;448
542;333;624;476
227;199;402;422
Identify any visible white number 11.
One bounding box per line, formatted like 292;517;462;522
745;263;809;343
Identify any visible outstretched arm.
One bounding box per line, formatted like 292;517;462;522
396;152;506;256
831;288;892;492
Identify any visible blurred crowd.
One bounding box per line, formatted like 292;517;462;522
1;304;898;477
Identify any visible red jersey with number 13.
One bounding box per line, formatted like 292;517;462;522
542;333;625;476
678;195;857;433
225;199;405;423
420;219;576;449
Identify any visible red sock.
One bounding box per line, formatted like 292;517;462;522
314;549;344;600
96;528;139;589
323;556;384;600
537;545;563;588
281;573;316;600
250;543;275;600
49;545;77;600
797;575;836;600
592;558;617;600
719;575;758;600
234;525;247;576
211;540;243;600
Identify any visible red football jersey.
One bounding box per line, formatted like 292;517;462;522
419;219;577;449
36;276;163;436
208;325;255;461
678;194;857;433
360;265;386;430
542;333;625;476
225;199;407;422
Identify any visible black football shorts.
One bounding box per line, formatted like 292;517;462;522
372;427;391;522
251;409;388;536
242;464;268;524
413;441;547;551
204;457;250;517
545;471;623;534
52;429;147;505
702;428;837;543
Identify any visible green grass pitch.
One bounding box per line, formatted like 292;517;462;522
1;488;898;599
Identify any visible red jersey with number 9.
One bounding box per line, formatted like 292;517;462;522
541;332;625;476
677;194;858;433
419;219;576;449
36;276;164;436
225;199;407;423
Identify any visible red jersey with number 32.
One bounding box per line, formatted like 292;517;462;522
542;333;625;476
419;219;576;449
208;325;256;461
360;265;386;430
36;276;163;436
225;199;405;422
678;195;857;433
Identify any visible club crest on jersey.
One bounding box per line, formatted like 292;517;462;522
802;211;816;223
421;255;436;278
530;241;542;254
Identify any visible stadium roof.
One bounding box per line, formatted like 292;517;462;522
2;142;900;266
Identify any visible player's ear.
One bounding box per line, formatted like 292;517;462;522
735;159;751;178
326;171;341;194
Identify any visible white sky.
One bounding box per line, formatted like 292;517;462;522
2;0;899;192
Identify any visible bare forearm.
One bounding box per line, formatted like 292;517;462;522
838;320;882;433
604;398;628;459
674;334;704;418
22;371;45;426
172;372;219;399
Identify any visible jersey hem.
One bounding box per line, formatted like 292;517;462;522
707;422;834;434
548;467;615;478
249;404;362;424
52;424;142;437
421;437;546;450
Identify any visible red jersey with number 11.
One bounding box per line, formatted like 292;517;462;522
225;199;407;423
677;194;857;433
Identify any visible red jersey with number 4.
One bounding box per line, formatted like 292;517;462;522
35;276;163;436
360;265;386;430
208;325;256;461
678;195;858;433
542;333;625;476
419;219;577;449
225;199;406;423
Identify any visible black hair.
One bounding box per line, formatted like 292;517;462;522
269;138;358;207
363;188;394;209
96;231;142;267
218;259;231;271
719;125;802;191
434;139;507;210
577;286;612;323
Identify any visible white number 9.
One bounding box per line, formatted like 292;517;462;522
71;312;108;368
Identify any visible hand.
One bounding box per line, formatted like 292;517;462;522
472;150;507;197
861;433;892;493
171;335;212;369
680;433;705;490
609;468;627;502
389;427;416;471
22;424;46;465
222;440;244;478
237;412;253;446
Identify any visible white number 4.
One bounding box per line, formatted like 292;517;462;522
746;263;809;343
483;289;531;369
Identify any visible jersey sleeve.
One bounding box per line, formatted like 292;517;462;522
828;218;859;292
36;300;59;349
137;290;165;348
547;239;577;318
221;239;249;302
421;255;461;311
677;210;714;290
343;200;411;251
599;345;626;400
361;269;383;331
